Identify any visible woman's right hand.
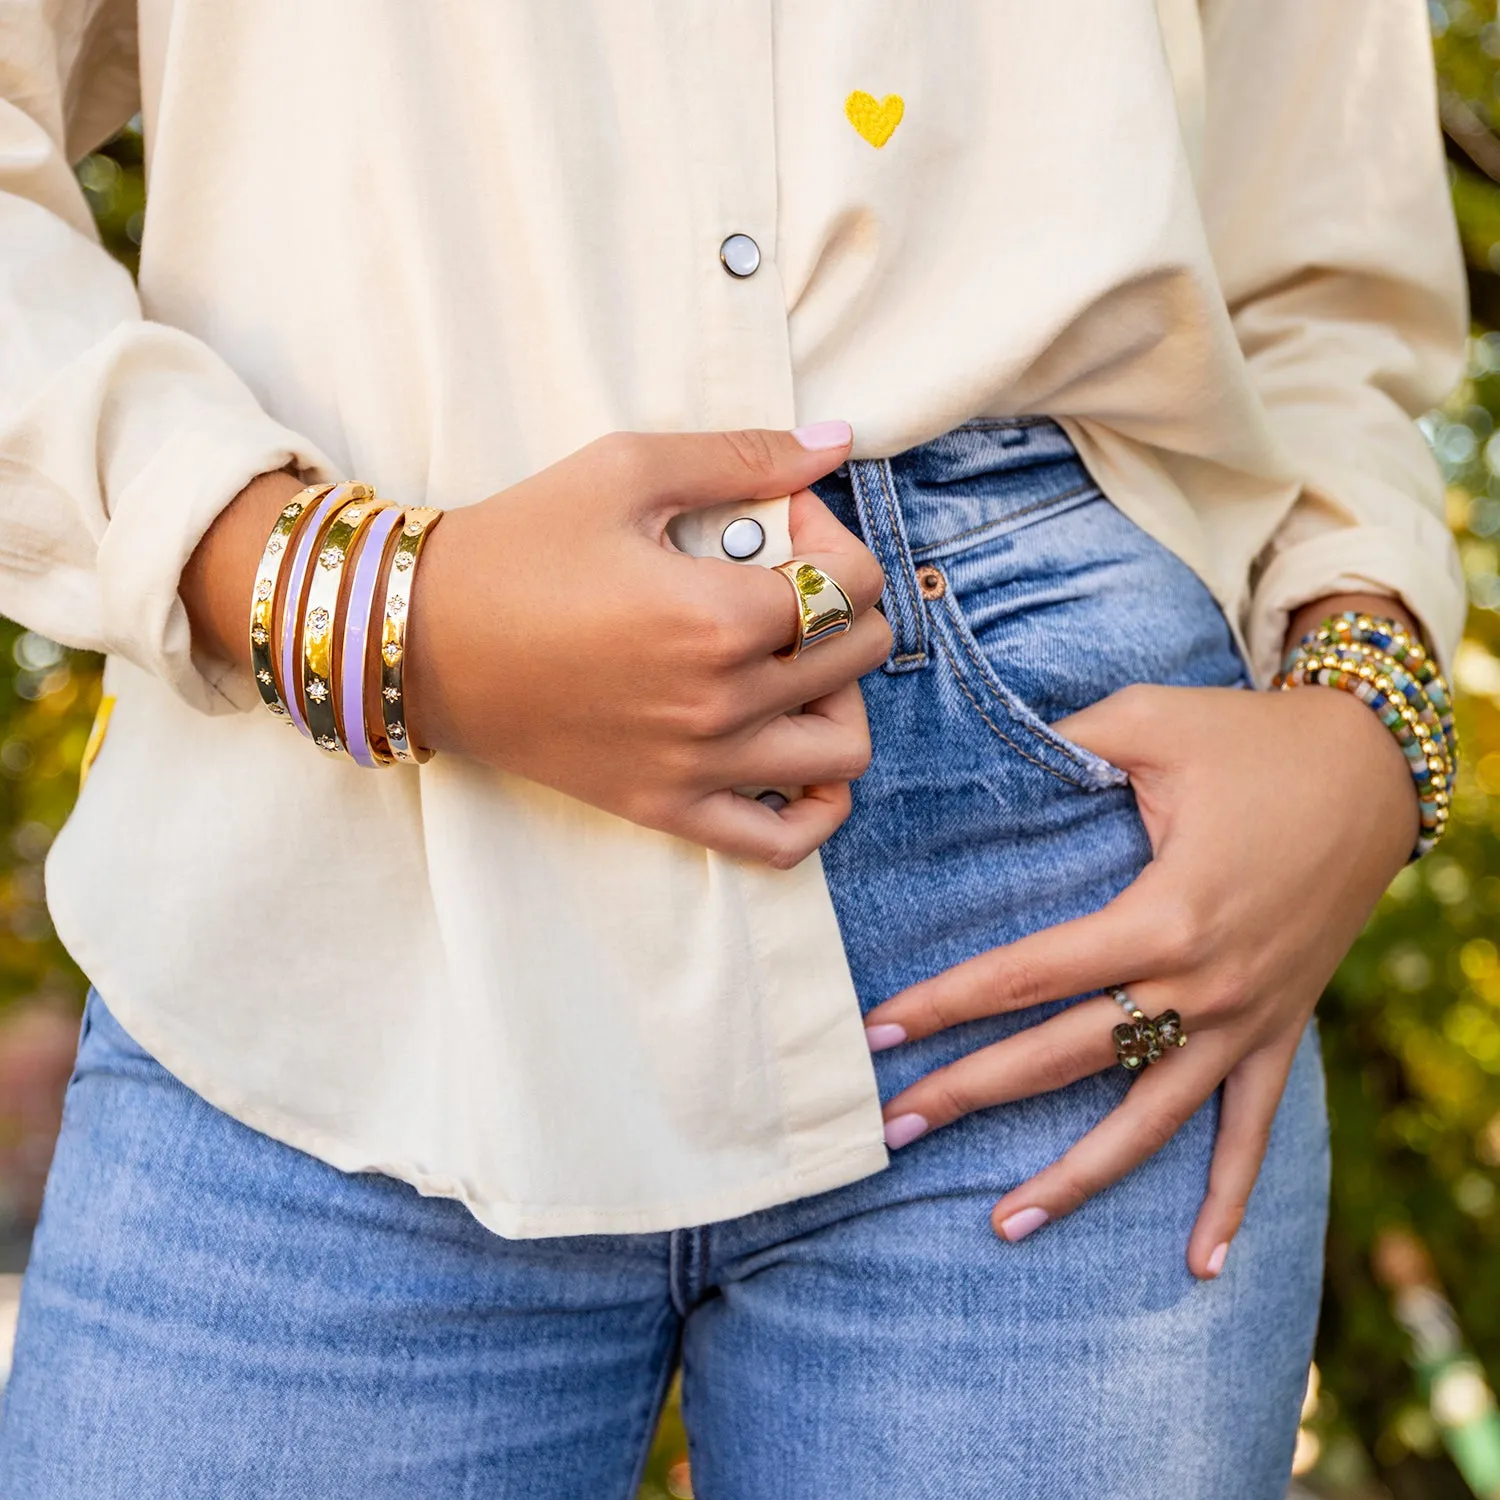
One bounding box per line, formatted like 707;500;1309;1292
187;426;890;868
407;427;889;866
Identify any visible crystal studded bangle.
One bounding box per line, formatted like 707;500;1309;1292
376;506;444;764
1275;614;1456;859
279;482;367;738
300;490;396;757
249;482;334;723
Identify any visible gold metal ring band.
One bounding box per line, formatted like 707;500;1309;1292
773;559;855;660
378;507;444;764
249;482;335;722
300;488;391;756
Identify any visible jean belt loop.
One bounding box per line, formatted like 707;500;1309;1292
845;458;927;674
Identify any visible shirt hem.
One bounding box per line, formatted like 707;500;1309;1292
71;971;893;1241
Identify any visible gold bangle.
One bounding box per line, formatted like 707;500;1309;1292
300;486;389;756
249;482;335;722
377;507;444;764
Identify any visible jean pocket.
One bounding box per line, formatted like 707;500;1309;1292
910;486;1244;793
923;576;1130;792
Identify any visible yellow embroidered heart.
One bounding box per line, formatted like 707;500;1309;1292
845;91;904;149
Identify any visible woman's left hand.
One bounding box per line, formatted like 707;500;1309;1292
863;668;1419;1280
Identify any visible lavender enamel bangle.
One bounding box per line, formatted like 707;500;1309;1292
280;483;366;737
249;482;334;723
339;504;403;768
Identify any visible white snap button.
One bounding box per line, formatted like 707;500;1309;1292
721;517;766;560
719;233;761;279
756;790;789;812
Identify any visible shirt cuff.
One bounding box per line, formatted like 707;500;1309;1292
98;399;335;716
1245;514;1466;688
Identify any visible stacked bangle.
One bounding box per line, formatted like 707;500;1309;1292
377;507;443;764
250;481;445;768
279;483;366;738
340;505;405;768
301;493;395;756
249;482;334;722
1275;611;1456;859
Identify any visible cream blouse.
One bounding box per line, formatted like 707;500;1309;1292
0;0;1467;1235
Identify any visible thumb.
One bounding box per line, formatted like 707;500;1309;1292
627;422;854;515
1050;683;1159;774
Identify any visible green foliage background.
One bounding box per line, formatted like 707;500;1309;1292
5;11;1500;1496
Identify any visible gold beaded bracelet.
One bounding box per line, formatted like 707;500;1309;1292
1276;612;1456;858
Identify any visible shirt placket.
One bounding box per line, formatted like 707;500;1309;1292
669;0;797;565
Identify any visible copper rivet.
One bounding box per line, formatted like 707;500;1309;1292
917;566;946;600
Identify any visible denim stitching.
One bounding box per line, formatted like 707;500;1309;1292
848;459;925;670
932;631;1090;787
848;463;904;645
948;612;1123;787
907;483;1100;560
932;599;1126;790
876;460;926;661
945;606;1090;774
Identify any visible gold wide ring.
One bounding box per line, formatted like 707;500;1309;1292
773;560;855;660
1108;985;1186;1075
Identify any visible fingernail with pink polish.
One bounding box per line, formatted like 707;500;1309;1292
792;420;853;451
999;1206;1050;1243
865;1023;907;1053
883;1112;929;1150
1206;1242;1230;1278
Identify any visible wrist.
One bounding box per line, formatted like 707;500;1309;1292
1297;684;1422;859
182;468;307;669
400;500;472;756
1275;601;1453;859
1282;592;1418;662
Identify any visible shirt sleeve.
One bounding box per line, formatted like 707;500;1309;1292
1198;0;1470;679
0;0;333;714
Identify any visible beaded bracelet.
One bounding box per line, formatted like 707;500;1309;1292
1279;652;1451;796
1304;640;1448;751
1289;612;1456;763
1284;645;1452;789
1276;613;1455;858
1278;656;1450;846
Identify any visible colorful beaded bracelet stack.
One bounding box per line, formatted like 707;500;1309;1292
249;481;445;767
1275;612;1456;858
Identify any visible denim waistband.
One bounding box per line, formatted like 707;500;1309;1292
826;419;1099;675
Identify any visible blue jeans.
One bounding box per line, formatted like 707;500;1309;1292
0;421;1328;1499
